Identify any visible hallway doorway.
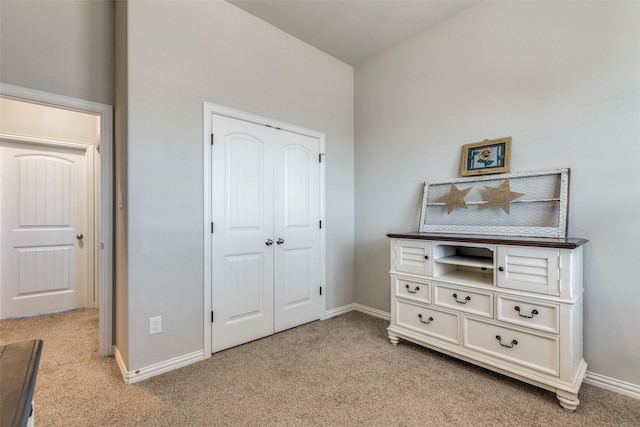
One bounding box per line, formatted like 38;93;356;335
0;84;113;356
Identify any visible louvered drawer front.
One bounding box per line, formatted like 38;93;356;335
463;317;559;376
395;277;431;304
497;295;559;334
433;283;493;318
396;300;460;345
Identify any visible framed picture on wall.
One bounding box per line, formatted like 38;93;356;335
460;137;511;177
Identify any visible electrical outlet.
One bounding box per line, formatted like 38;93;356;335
150;316;162;335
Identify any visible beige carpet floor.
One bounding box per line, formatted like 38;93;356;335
1;308;639;426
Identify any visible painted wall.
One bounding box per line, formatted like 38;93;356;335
0;0;114;105
121;1;354;370
0;98;99;145
355;1;640;387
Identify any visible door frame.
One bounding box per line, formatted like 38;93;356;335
202;102;326;357
1;83;114;357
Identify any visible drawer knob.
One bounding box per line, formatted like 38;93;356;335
405;284;420;294
514;306;539;318
452;293;471;304
496;335;518;348
418;314;434;324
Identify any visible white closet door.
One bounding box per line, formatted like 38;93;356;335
273;131;320;332
0;141;88;319
211;115;275;353
210;113;321;353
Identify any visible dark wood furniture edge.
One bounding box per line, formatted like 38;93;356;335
386;232;588;249
0;339;44;427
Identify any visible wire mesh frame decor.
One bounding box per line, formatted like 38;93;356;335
419;169;570;238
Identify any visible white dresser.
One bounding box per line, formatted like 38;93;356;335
387;232;588;410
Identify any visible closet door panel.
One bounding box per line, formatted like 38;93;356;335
274;133;321;332
211;115;274;353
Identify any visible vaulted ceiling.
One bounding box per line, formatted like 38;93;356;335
228;1;480;66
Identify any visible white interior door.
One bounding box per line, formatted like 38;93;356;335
211;115;275;353
210;113;321;353
0;140;88;318
273;130;320;332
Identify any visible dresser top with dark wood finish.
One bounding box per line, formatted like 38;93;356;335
386;232;588;249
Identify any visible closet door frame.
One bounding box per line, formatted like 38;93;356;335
202;102;326;357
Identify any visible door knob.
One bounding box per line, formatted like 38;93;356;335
276;238;285;245
265;239;274;246
76;234;84;240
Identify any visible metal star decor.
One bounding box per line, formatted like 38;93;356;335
435;184;472;214
483;179;524;214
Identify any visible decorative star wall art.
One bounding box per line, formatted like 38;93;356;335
483;179;524;214
435;184;472;214
419;169;569;238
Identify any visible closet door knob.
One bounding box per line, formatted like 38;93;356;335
498;267;504;272
276;238;285;245
76;234;84;240
265;239;274;246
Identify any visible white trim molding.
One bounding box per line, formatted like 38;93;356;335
353;304;391;321
114;347;205;385
0;83;114;356
323;303;391;321
585;371;640;400
323;304;356;319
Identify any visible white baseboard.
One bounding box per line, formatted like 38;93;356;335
114;346;204;384
322;303;355;319
113;347;127;382
322;303;390;321
353;303;391;321
585;371;640;400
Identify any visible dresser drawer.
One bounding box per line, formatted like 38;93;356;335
395;277;431;304
497;295;559;334
463;317;559;376
396;300;460;345
433;283;493;318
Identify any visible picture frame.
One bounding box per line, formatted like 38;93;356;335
460;137;511;177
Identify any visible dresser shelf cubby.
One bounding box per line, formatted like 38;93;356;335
433;244;494;287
